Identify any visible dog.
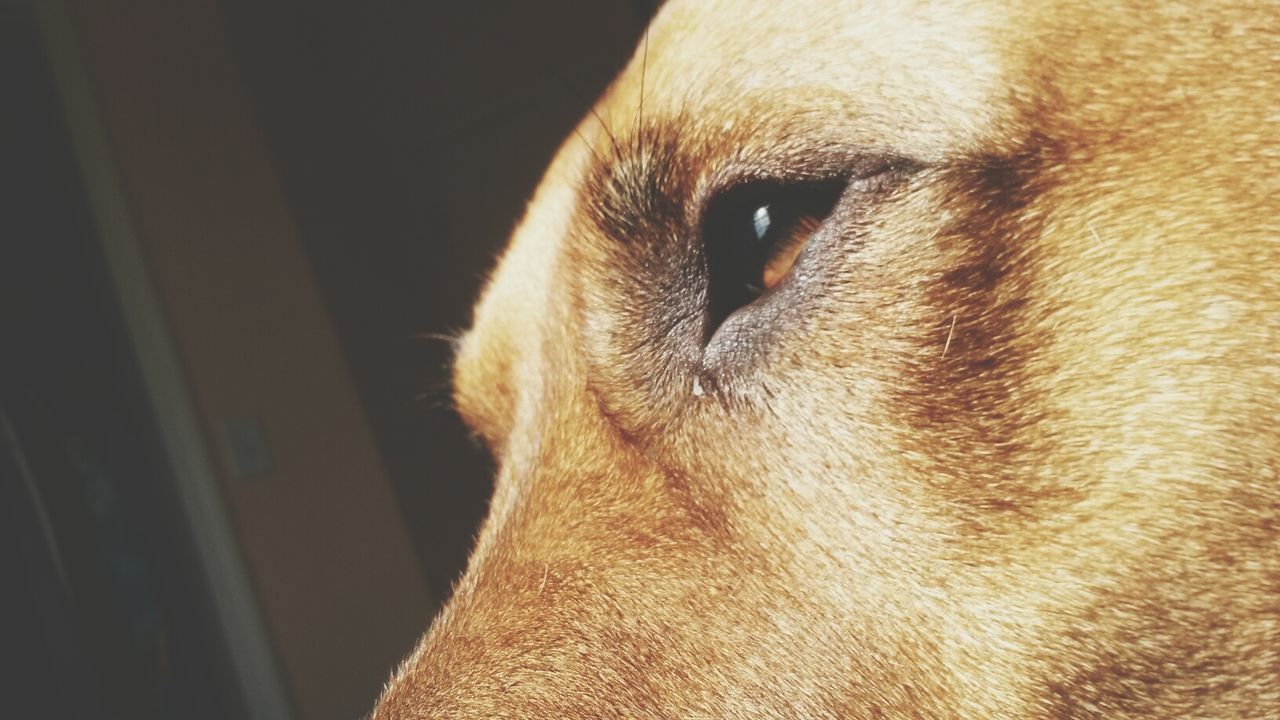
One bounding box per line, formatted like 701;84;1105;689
373;1;1278;717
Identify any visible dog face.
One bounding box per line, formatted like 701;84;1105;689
374;1;1278;717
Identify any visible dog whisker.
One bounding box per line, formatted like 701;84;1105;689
587;104;621;159
942;314;958;359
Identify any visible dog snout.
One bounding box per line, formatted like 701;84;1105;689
372;445;743;718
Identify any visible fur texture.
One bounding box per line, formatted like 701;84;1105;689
374;1;1279;717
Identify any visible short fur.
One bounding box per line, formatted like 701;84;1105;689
373;1;1279;717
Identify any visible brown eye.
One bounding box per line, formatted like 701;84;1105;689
702;180;843;337
752;203;825;290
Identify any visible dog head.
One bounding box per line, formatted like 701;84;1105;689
374;1;1278;717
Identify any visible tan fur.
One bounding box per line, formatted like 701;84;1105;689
373;1;1279;717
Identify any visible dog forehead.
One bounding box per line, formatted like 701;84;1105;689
608;0;1019;158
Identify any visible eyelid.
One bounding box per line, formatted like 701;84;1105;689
705;153;918;196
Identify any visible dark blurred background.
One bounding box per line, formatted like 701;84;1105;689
1;2;647;718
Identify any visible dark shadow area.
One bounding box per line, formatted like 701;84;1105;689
2;2;646;717
219;0;645;604
0;7;240;717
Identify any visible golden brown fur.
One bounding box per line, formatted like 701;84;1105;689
373;1;1279;717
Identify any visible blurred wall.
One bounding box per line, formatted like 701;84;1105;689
51;1;647;718
217;3;646;604
62;1;434;718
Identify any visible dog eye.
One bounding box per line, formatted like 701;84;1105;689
702;180;842;333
